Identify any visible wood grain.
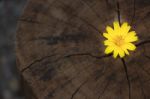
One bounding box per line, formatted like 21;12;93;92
16;0;150;99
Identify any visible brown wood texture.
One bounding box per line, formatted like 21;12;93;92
16;0;150;99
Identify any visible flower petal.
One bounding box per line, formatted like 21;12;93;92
106;26;114;34
121;22;131;35
113;49;118;58
103;33;110;39
113;21;120;30
118;49;125;58
125;31;138;42
121;22;128;29
124;49;129;55
104;40;114;46
105;46;114;54
126;43;136;51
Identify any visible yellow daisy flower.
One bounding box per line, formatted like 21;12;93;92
103;21;138;58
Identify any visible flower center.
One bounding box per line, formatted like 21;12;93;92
113;35;125;47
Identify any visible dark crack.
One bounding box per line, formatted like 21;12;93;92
58;1;102;35
131;0;136;26
145;55;150;59
94;67;106;81
45;60;101;99
80;0;102;23
21;54;56;72
21;53;111;73
19;3;100;37
66;53;112;59
45;76;76;99
121;58;131;99
70;79;88;99
135;70;146;99
105;0;115;10
136;39;150;46
116;1;121;25
139;66;150;76
19;16;80;32
98;79;111;99
143;47;150;60
81;0;101;17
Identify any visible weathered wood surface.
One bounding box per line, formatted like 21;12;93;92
16;0;150;99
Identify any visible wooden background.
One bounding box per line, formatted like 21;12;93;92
16;0;150;99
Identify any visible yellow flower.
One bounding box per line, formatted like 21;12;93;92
103;21;138;58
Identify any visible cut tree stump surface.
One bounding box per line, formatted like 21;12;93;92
16;0;150;99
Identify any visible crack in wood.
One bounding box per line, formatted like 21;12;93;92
105;0;113;10
69;58;110;99
135;69;146;99
105;0;110;7
70;79;88;99
19;13;86;33
80;0;102;22
39;65;58;81
58;1;102;35
45;61;97;98
138;66;150;76
21;53;111;73
94;66;107;81
66;53;112;59
143;46;150;59
21;54;56;72
116;1;121;25
19;17;76;29
45;77;76;99
80;0;118;35
145;55;150;59
131;0;136;25
138;77;146;99
20;0;102;36
121;58;131;99
97;79;111;99
136;39;150;46
40;52;107;81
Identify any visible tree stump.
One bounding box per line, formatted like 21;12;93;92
16;0;150;99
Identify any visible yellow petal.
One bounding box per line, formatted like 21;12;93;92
113;21;120;30
128;31;136;35
113;49;118;58
121;22;131;35
121;22;128;29
104;40;114;46
125;36;138;42
103;33;110;39
118;49;125;58
104;40;110;45
124;49;129;55
124;26;131;34
125;31;138;42
126;43;136;51
105;46;114;54
106;26;114;34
